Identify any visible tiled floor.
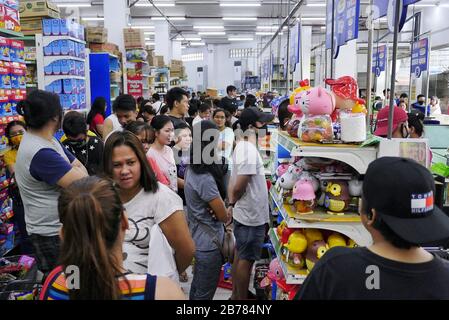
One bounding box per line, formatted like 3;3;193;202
179;266;256;300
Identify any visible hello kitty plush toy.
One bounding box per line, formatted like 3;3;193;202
275;164;303;203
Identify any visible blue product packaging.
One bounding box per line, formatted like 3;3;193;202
60;40;69;56
0;38;9;62
63;79;74;94
53;80;63;94
43;19;52;36
80;93;86;109
52;60;61;75
52;40;61;56
74;41;79;58
68;41;75;57
11;74;18;89
51;19;60;36
10;101;17;115
79;61;85;76
79;43;85;59
79;24;85;41
69;21;76;38
69;94;78;109
60;60;69;75
3;101;12;116
45;83;53;92
68;60;75;75
18;75;26;89
60;19;69;36
60;94;69;110
44;62;53;75
44;44;52;56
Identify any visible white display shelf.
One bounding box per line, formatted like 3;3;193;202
43;36;86;46
110;84;119;88
277;131;378;174
268;228;307;285
44;56;85;64
26;84;37;88
269;188;372;246
44;75;85;85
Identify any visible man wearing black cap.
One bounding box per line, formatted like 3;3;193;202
228;107;274;300
295;157;449;300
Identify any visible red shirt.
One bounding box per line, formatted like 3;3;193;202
89;114;105;134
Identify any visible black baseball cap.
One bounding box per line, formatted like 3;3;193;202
363;157;449;246
239;107;275;127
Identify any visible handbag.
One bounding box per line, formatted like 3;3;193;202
193;216;235;264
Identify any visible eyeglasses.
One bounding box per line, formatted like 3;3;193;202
9;130;24;137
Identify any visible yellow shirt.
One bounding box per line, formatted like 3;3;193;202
4;148;17;167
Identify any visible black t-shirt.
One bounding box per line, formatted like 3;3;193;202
295;246;449;300
168;115;189;130
220;96;238;113
62;136;104;176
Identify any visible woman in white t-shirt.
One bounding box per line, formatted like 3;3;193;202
147;115;178;192
103;131;195;275
213;109;235;191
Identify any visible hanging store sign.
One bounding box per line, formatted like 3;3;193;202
289;22;300;73
372;45;387;77
326;0;361;59
410;37;428;78
373;0;421;32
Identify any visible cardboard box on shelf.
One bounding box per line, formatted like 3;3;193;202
123;28;144;49
20;17;42;34
155;55;164;67
146;49;155;66
207;88;218;98
19;0;60;19
170;59;182;72
89;42;120;56
86;26;108;44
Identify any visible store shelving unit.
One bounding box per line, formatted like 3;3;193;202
89;52;122;115
126;58;151;100
35;33;91;113
154;67;169;96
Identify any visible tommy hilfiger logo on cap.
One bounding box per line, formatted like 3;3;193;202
411;192;434;214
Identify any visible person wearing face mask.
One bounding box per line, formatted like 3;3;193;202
229;107;274;300
148;115;178;192
15;90;88;275
5;120;33;254
411;94;430;115
62;111;104;176
374;106;410;138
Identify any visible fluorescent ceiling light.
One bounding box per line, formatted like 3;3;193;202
257;26;288;30
307;3;326;7
151;17;186;20
220;3;261;7
198;32;226;35
229;37;253;41
131;25;155;29
300;17;326;21
144;31;155;35
57;3;92;7
175;37;202;41
190;42;206;46
135;1;175;6
82;17;104;21
413;4;436;7
256;32;275;36
223;17;258;21
193;26;224;29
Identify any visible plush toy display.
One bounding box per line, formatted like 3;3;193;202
276;163;290;178
347;239;358;248
305;240;328;272
324;76;366;112
327;232;347;248
294;86;335;116
260;258;285;288
275;164;303;202
304;229;324;244
348;179;363;197
283;231;307;269
324;180;351;214
299;115;334;143
292;179;316;215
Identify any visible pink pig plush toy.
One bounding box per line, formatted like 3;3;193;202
297;87;335;116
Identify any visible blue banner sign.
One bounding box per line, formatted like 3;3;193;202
410;38;428;78
372;45;387;77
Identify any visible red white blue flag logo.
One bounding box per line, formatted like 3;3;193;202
411;192;434;214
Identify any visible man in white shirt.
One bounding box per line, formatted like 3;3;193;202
104;95;138;141
152;93;164;115
192;103;212;126
228;107;274;300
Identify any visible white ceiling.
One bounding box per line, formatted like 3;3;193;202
55;0;439;45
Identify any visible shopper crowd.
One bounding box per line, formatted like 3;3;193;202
7;85;449;301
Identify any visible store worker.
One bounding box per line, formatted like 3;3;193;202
5;120;33;254
86;97;107;138
39;176;185;300
374;106;409;138
104;94;138;139
15;90;88;275
296;157;449;300
192;103;212;126
62;111;104;176
229;107;274;300
166;87;190;130
185;121;230;300
103;131;195;276
220;85;239;113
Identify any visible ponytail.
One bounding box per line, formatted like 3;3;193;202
58;177;127;300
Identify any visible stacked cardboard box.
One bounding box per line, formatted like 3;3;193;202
89;42;120;56
19;0;60;35
86;27;108;44
123;28;144;49
155;55;165;67
146;49;156;66
170;59;183;78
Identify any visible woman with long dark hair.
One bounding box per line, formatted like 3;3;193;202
87;97;107;138
103;131;195;276
184;121;230;300
39;176;185;300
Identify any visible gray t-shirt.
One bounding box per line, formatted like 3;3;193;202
231;140;269;227
185;168;224;251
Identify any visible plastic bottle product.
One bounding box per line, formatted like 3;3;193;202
51;19;60;36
